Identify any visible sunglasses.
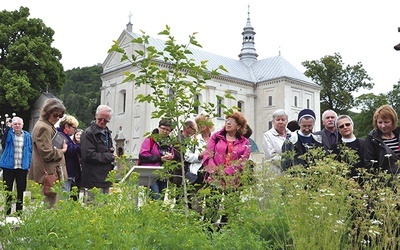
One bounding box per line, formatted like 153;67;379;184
97;118;110;123
52;113;64;119
338;123;352;129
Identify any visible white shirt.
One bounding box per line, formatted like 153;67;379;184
262;127;291;161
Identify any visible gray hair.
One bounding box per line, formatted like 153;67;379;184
96;105;113;116
272;109;288;120
322;109;338;120
335;115;354;128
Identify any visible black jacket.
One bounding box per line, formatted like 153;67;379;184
80;122;115;189
364;127;400;174
281;132;324;170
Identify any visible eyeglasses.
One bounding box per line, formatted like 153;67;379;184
69;124;77;130
338;123;352;129
52;113;63;119
225;118;237;124
97;118;110;123
159;126;172;132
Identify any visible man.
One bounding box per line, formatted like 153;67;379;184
0;117;32;215
333;115;365;181
80;105;116;194
281;109;324;170
314;110;341;150
173;120;197;185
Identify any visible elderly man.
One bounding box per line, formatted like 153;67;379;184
80;105;116;194
0;117;32;215
314;110;341;150
281;109;324;170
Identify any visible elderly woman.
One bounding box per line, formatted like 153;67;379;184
202;111;251;187
364;105;400;174
262;109;291;174
57;115;81;192
29;98;68;207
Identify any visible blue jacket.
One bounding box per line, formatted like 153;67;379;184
0;129;32;170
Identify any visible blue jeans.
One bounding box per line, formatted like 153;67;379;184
62;177;76;192
150;179;168;200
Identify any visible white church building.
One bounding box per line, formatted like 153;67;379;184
100;13;322;158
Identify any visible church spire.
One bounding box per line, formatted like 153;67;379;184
126;11;133;32
238;5;258;65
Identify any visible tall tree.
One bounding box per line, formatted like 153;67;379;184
0;7;65;115
353;93;388;138
59;65;102;128
302;53;373;114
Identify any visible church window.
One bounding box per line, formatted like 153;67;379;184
307;99;310;109
237;101;244;112
268;96;272;106
217;98;224;118
294;96;298;107
118;90;126;113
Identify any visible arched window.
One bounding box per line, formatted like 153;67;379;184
217;97;224;118
194;94;201;114
118;90;126;113
237;101;244;112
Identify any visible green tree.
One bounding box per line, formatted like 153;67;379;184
59;65;102;128
353;93;388;138
302;53;373;114
387;80;400;119
109;26;230;216
0;6;65;116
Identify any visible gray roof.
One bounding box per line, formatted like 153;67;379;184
126;31;316;85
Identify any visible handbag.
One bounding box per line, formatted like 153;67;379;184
35;142;59;196
43;173;58;196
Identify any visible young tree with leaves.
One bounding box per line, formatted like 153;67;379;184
302;53;373;114
108;26;230;216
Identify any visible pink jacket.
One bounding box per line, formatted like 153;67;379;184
138;136;175;166
202;128;251;177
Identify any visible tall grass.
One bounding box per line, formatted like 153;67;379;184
0;150;399;249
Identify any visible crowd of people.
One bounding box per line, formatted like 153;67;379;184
0;97;399;217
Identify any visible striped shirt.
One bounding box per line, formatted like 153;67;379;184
13;132;24;169
383;137;400;158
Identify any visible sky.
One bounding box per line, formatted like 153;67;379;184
3;0;400;95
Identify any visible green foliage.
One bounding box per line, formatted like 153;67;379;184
0;7;65;114
59;65;102;128
302;53;373;114
353;93;388;138
1;148;400;248
387;81;400;119
108;25;232;216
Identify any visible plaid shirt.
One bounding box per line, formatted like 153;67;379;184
13;131;24;169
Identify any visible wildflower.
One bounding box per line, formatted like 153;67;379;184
370;219;383;225
336;220;344;224
384;154;392;158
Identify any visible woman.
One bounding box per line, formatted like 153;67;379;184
364;105;400;174
57;115;81;191
202;111;251;188
138;119;175;199
262;109;291;174
29;98;68;207
185;113;214;184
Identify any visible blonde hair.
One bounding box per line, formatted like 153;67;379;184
373;105;398;130
195;113;214;132
59;115;79;129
